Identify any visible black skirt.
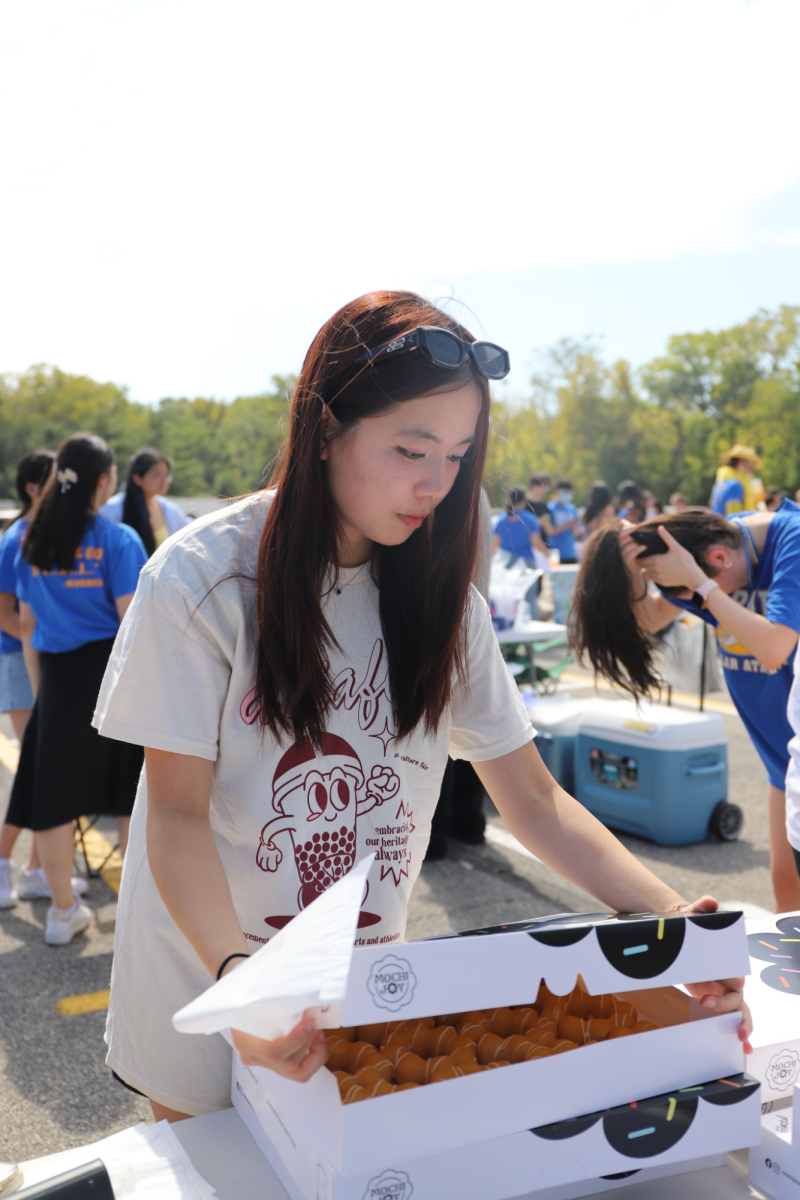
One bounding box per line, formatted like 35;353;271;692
6;637;143;832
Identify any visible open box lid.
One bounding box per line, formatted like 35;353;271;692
745;911;800;1050
173;856;749;1040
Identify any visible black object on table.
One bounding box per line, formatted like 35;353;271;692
14;1159;114;1199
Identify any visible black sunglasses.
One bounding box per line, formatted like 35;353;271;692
356;325;510;381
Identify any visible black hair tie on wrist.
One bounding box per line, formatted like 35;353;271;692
216;952;250;981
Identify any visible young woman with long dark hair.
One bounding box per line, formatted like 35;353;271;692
101;447;191;557
571;503;800;912
6;434;147;944
94;292;750;1123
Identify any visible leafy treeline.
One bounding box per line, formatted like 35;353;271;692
0;368;290;499
485;304;800;505
2;305;798;506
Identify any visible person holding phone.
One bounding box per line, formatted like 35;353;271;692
571;503;800;913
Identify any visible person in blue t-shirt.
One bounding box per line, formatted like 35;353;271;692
492;487;546;568
710;475;745;516
572;503;800;912
546;479;580;564
6;433;148;946
0;449;57;908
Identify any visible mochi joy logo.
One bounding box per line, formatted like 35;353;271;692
362;1170;413;1200
367;954;417;1012
245;726;401;930
767;1050;800;1092
747;916;800;995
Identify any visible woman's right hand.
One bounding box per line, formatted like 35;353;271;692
618;523;649;600
232;1013;329;1082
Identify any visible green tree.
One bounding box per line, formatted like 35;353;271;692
0;365;151;499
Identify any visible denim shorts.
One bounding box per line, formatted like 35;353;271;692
0;651;34;712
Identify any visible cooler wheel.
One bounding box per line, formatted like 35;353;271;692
709;800;743;842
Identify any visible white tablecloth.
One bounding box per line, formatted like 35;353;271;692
18;1108;770;1200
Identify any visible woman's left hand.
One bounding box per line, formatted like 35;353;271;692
638;525;708;592
678;894;753;1054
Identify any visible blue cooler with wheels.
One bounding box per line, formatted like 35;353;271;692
525;697;602;794
574;700;736;845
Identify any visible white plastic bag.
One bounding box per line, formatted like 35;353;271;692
658;613;724;695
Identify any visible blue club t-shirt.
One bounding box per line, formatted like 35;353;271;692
0;518;28;654
547;500;579;561
710;477;745;516
15;516;147;655
667;500;800;788
493;509;541;557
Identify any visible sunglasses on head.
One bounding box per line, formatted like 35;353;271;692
356;325;510;381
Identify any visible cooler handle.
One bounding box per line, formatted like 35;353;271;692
683;761;725;776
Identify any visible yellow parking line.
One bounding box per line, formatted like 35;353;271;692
75;818;123;896
56;991;110;1016
58;824;121;1016
0;729;20;773
558;672;737;715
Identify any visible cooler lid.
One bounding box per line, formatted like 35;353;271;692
526;697;611;735
577;699;727;751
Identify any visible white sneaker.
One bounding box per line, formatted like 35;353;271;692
17;867;88;900
45;901;92;945
0;859;17;909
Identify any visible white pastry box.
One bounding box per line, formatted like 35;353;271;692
173;861;750;1180
233;1066;761;1200
749;1084;800;1200
745;911;800;1108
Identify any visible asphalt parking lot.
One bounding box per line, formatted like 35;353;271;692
0;673;776;1163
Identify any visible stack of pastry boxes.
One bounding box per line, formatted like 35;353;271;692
232;909;761;1200
744;910;800;1109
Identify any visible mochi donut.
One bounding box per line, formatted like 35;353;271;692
356;1023;391;1047
328;1040;392;1076
340;1079;395;1104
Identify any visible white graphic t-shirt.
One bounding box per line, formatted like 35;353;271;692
93;493;533;1114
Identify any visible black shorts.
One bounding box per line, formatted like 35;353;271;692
6;638;143;832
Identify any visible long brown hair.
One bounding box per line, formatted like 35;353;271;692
569;510;743;698
252;290;491;748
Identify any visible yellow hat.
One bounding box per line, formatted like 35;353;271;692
724;443;762;470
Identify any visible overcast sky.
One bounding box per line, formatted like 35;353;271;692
2;0;799;402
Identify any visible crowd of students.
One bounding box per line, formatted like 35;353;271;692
0;437;190;942
491;449;800;914
491;474;666;567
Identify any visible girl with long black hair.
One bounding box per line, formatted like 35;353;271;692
6;433;147;944
101;447;191;557
571;504;800;912
94;292;750;1122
